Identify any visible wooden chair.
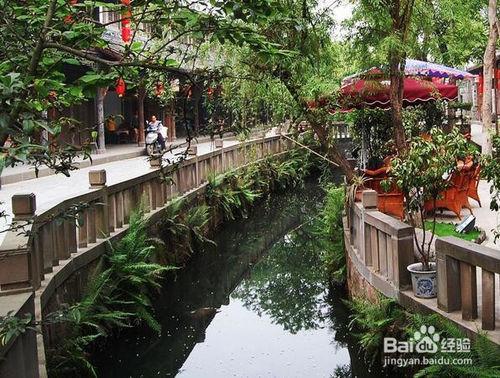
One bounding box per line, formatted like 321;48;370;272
467;165;481;207
359;176;405;220
424;170;473;219
369;177;404;219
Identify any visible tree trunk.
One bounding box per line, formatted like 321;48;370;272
390;55;406;151
137;84;146;147
96;87;107;154
482;0;498;155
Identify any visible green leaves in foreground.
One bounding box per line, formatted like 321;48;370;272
0;311;36;347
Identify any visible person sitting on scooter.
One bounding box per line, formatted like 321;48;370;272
147;115;166;150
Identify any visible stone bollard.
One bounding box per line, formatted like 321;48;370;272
88;170;109;238
12;193;36;220
150;155;162;168
215;139;224;148
89;169;107;189
1;193;38;292
187;145;197;155
361;189;378;209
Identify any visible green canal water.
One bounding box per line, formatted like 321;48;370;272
93;182;386;377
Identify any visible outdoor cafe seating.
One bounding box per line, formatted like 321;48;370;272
356;159;481;221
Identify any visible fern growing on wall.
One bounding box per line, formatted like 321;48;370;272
46;208;175;377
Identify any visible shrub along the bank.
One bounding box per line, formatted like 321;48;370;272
46;208;175;377
348;296;500;377
317;185;346;282
205;147;314;223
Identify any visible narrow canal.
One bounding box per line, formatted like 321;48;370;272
93;182;381;377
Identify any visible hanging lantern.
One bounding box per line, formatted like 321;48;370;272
121;26;131;43
120;0;132;43
115;78;126;97
69;0;78;4
155;82;165;97
64;14;74;24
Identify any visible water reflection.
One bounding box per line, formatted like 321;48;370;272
93;183;383;377
231;220;328;334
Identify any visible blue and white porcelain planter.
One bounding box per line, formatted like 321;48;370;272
407;262;437;298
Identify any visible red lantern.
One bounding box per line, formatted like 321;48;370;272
121;0;131;5
64;14;74;24
207;87;214;96
121;26;131;43
69;0;78;4
116;78;126;97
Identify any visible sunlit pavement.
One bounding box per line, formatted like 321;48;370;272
0;138;240;243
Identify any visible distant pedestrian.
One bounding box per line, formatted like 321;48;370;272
147;115;166;150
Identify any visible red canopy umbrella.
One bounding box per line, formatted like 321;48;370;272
339;77;458;110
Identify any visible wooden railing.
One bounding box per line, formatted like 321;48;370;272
0;135;289;296
437;237;500;331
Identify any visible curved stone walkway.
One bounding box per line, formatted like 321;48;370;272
0;137;243;243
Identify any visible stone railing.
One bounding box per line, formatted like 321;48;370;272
347;190;414;299
0;134;291;378
437;237;500;331
346;189;500;345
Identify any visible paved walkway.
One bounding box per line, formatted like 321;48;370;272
0;135;223;185
0;137;244;243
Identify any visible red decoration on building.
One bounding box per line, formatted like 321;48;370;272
115;78;126;97
120;0;132;43
478;74;484;95
121;26;131;43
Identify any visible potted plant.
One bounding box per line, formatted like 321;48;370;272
388;128;475;298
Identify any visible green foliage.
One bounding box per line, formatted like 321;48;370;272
346;0;487;69
481;136;500;241
0;311;35;347
409;313;500;378
47;208;174;377
402;101;447;138
349;108;393;165
205;148;312;221
348;296;406;365
348;297;500;377
158;198;215;263
424;221;481;242
205;170;260;221
389;128;477;267
316;185;346;282
0;0;288;174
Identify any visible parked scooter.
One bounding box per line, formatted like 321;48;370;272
145;125;162;156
